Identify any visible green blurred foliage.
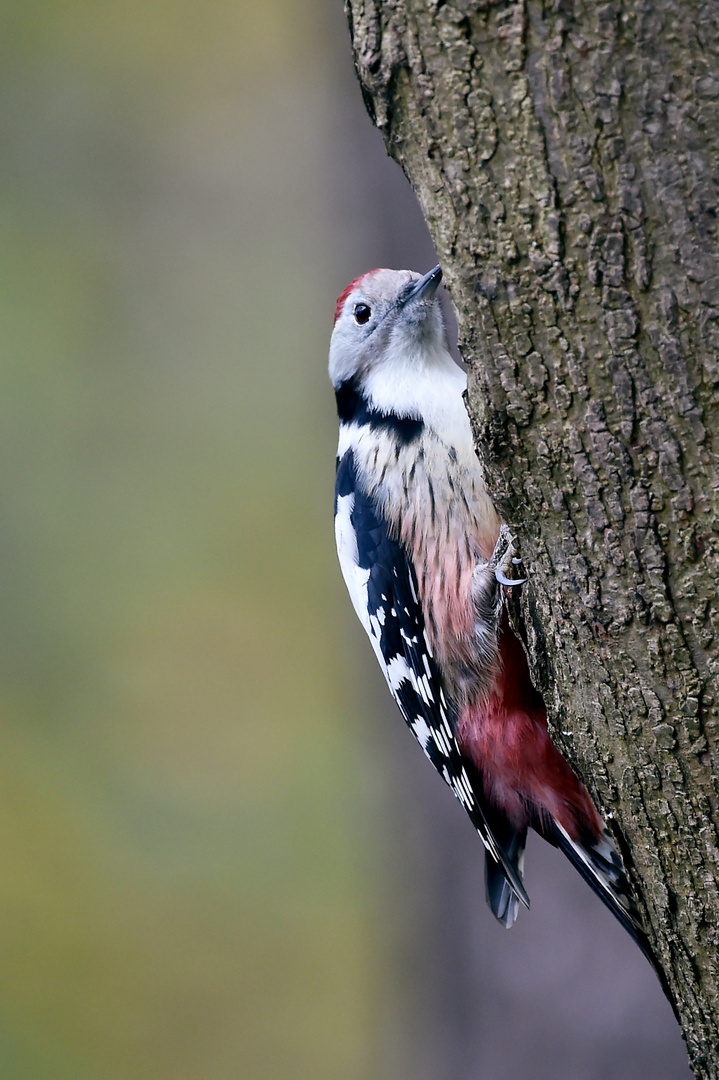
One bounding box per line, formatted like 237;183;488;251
0;1;377;1076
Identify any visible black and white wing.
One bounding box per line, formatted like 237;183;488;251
334;448;529;911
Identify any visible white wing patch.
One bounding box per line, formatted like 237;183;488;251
335;491;371;632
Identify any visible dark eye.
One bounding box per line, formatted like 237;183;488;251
353;303;371;325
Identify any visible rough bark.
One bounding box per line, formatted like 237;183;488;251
345;0;719;1074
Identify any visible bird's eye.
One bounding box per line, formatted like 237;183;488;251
353;303;371;325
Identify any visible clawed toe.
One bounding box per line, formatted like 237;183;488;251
495;567;526;587
491;524;527;587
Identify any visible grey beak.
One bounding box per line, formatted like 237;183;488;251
405;264;442;303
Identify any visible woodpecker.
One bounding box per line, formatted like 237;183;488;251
329;264;658;968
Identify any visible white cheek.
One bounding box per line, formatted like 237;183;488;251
328;323;365;386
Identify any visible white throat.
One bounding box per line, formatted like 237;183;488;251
363;339;471;446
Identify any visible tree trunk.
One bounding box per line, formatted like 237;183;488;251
345;0;719;1073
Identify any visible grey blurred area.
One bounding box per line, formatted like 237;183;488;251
0;0;690;1077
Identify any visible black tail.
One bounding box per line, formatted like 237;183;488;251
485;824;527;928
550;821;646;945
547;819;676;1012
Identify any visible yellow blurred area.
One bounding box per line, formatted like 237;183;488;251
0;2;378;1077
4;0;311;82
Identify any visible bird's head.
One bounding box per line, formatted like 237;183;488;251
328;265;449;391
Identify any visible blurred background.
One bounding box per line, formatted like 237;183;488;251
0;1;691;1077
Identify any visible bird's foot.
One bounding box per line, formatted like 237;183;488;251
491;524;526;587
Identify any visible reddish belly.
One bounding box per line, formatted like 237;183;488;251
456;629;602;841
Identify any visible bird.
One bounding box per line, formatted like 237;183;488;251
328;262;662;976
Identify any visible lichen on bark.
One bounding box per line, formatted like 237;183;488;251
345;0;719;1074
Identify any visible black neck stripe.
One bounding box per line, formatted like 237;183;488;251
335;377;424;445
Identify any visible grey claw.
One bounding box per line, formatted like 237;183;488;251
495;569;527;587
512;557;523;565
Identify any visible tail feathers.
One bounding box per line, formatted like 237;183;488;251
485;826;527;928
548;820;664;976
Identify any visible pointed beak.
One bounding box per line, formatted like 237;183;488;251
403;264;442;304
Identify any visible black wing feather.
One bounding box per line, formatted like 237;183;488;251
335;449;529;910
